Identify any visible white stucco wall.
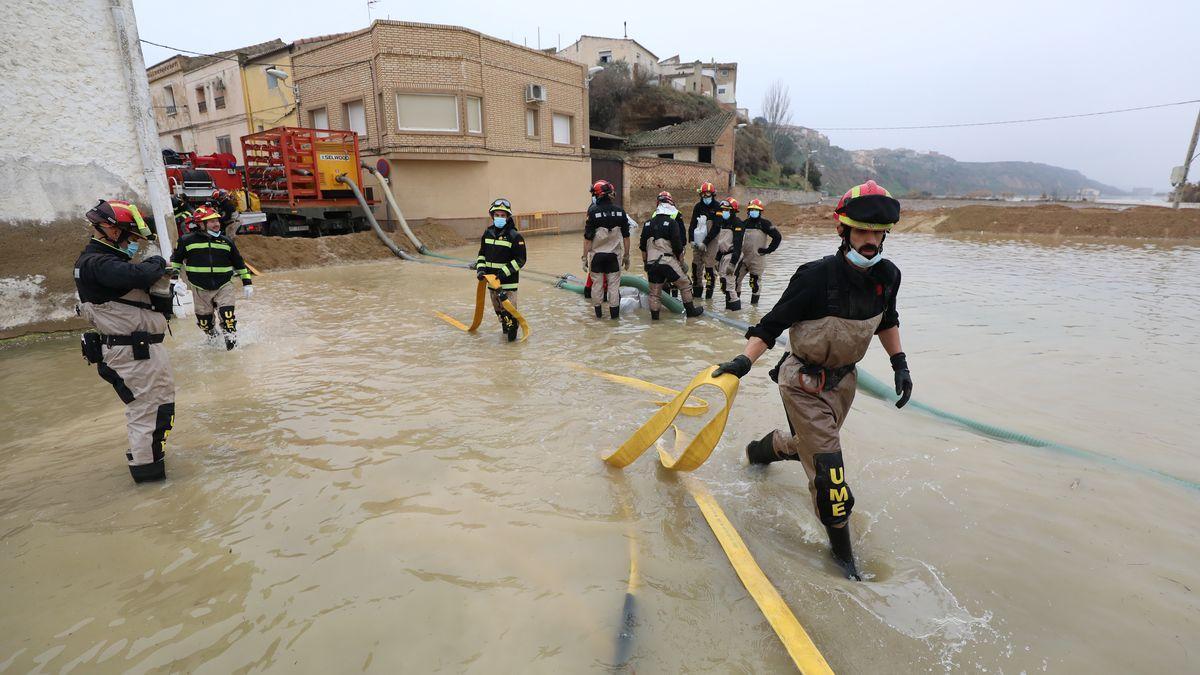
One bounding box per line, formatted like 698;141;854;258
0;0;151;222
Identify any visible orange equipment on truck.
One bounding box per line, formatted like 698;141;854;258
241;127;375;237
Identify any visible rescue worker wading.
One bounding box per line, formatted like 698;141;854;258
733;199;781;305
475;198;527;341
75;199;176;483
639;191;704;319
713;180;914;580
170;205;253;350
688;181;721;296
712;198;743;310
582;179;631;320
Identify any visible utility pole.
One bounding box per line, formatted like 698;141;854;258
1173;105;1200;209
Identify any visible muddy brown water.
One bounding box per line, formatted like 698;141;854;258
2;232;1198;673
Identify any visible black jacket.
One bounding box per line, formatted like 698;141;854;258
170;231;251;291
688;198;721;244
746;253;901;349
639;210;687;259
74;239;168;305
733;216;782;259
476;220;527;289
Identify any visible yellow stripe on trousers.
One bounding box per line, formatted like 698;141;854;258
434;274;530;342
586;364;834;673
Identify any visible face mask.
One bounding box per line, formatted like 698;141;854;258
702;197;712;205
845;246;884;268
492;217;507;227
207;227;221;237
591;196;597;205
748;210;760;218
721;212;730;220
123;240;140;256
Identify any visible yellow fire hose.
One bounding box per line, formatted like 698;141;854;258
434;274;530;342
583;364;834;674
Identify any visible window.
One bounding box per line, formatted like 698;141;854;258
195;86;207;113
719;69;728;76
213;79;226;110
657;152;674;159
310;107;328;130
267;71;279;90
717;86;727;95
172;134;183;151
163;86;177;116
552;113;572;146
525;108;539;137
256;125;264;132
216;135;232;155
598;50;612;64
396;93;459;132
698;146;713;163
344;100;367;138
466;96;482;134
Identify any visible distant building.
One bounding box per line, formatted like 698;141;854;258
293;20;591;234
621;110;737;198
557;35;660;78
658;57;737;106
558;37;738;106
147;39;292;162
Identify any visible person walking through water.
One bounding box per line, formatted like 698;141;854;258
688;181;720;298
75;199;176;483
733;199;781;305
474;198;527;342
712;181;914;580
582;179;631;320
170;205;253;350
639;191;704;320
712;198;743;310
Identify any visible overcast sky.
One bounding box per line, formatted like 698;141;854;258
134;0;1198;190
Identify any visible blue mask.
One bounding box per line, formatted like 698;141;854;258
721;212;730;220
845;247;884;268
492;217;507;227
591;196;597;205
124;240;139;256
702;197;713;205
748;210;760;218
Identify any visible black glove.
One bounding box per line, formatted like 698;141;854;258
890;352;912;409
143;255;167;270
758;247;771;255
476;270;487;281
714;354;752;379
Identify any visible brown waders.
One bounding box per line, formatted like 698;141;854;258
735;228;771;305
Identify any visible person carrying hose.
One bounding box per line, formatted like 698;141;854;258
712;180;914;580
170;205;253;350
733;199;782;306
582;179;631;320
638;191;704;320
688;182;721;297
75;199;176;484
475;198;527;341
713;198;743;310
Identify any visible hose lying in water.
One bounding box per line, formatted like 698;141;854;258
433;274;530;342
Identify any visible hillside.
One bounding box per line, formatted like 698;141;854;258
789;127;1121;197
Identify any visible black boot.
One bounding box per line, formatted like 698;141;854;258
594;305;603;319
224;334;237;350
826;525;862;581
725;294;742;311
749;275;761;306
129;459;166;483
650;310;661;320
609;306;620;320
704;270;715;299
751;294;760;305
745;431;780;465
583;284;592;299
503;313;518;342
683;301;703;317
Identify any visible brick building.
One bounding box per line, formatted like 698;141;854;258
620;111;737;202
292;20;592;234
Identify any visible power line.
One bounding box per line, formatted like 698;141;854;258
811;98;1200;131
140;38;371;70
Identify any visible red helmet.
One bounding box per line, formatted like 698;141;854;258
833;180;900;231
212;188;231;201
85;199;154;240
717;199;733;212
698;182;716;197
590;180;615;198
746;199;765;212
192;205;221;222
656;190;675;205
727;198;739;213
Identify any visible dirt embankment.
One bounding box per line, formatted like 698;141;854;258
765;202;1200;240
233;221;465;272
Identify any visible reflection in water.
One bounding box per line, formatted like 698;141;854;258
1;232;1198;672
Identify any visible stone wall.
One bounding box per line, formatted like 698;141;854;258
732;187;823;206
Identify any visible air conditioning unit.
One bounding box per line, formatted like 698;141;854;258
525;83;547;103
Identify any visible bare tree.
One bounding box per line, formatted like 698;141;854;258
762;80;792;145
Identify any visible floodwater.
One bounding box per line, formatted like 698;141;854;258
2;231;1199;673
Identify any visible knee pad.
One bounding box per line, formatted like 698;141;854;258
152;402;175;462
218;306;237;332
813;452;854;527
196;314;215;332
